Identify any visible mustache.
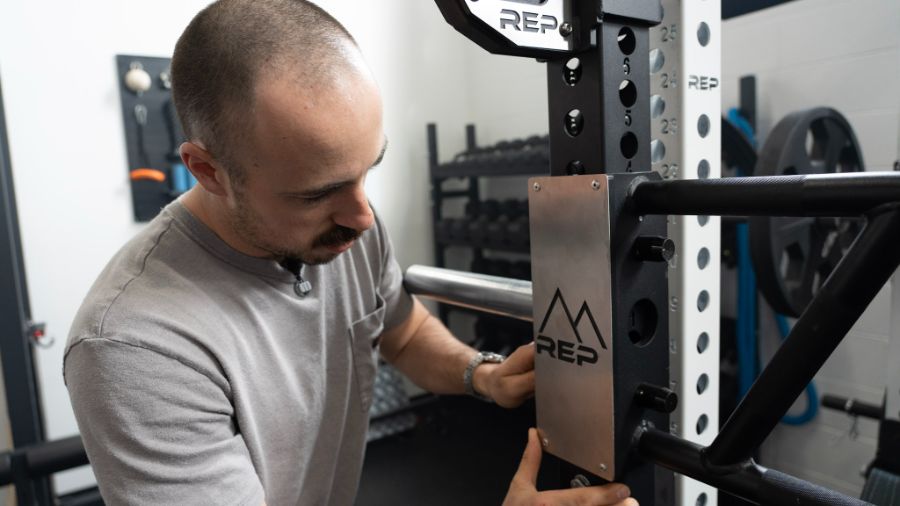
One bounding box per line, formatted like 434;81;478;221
314;225;362;248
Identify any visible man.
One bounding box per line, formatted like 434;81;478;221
64;1;638;505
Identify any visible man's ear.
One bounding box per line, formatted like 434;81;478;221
180;141;230;197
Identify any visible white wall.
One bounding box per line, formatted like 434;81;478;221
0;0;474;494
722;0;900;497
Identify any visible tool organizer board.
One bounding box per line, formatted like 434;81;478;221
116;54;186;222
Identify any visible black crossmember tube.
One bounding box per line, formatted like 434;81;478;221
630;172;900;217
637;427;871;506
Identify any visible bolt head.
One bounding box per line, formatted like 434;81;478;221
599;463;608;472
591;180;600;190
533;182;542;192
541;437;549;447
559;22;573;37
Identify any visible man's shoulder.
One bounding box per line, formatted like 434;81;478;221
65;208;210;355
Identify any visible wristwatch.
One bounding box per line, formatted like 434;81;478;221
464;351;506;402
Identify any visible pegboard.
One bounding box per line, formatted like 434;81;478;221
116;54;193;222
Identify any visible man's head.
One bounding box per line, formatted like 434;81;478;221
172;0;385;265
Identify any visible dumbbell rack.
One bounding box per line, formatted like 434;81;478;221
427;124;548;348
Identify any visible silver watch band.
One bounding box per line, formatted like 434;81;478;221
463;351;506;402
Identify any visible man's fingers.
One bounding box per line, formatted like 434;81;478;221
501;343;535;375
513;428;543;485
496;371;535;407
536;483;633;506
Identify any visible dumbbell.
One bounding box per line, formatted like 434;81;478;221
449;218;470;242
480;199;501;219
499;198;522;219
469;214;492;244
506;215;529;250
435;218;454;242
486;215;511;248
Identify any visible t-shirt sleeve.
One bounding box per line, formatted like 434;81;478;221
373;212;414;331
64;338;266;506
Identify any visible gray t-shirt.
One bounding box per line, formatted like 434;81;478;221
64;199;413;505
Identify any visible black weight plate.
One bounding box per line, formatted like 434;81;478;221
749;107;865;317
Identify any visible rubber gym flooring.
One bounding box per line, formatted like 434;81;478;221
357;396;555;505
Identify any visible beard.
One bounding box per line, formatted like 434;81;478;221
229;188;362;265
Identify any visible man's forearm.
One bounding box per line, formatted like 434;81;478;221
383;301;498;396
388;309;472;394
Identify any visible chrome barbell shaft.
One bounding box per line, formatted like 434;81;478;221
403;265;533;322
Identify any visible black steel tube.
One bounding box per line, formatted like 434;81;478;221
25;435;88;478
0;453;9;487
706;209;900;467
0;436;88;486
404;265;533;322
630;173;900;217
822;395;884;420
638;428;872;506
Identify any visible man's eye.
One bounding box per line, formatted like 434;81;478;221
296;192;330;203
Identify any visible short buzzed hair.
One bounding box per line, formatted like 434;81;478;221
171;0;356;175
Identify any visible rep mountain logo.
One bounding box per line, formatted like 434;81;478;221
536;288;607;366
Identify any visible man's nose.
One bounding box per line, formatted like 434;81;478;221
333;183;375;232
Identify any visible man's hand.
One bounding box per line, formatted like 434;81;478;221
504;428;639;506
473;343;535;408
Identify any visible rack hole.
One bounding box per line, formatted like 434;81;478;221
649;48;665;74
697;373;709;394
697;22;711;47
618;27;636;54
697;290;710;312
620;132;638;159
650;95;666;118
628;299;658;347
564;58;582;86
698;159;710;179
698;247;710;269
696;414;709;435
619;80;637;107
697;332;710;354
698;215;710;227
565;109;584;137
698;114;711;138
651;139;666;164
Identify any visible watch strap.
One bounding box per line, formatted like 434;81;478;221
463;351;506;402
